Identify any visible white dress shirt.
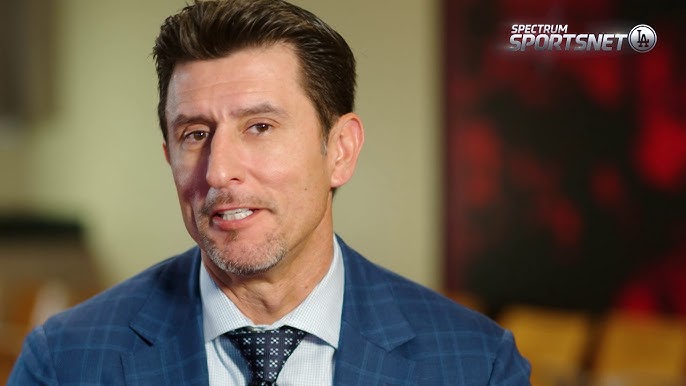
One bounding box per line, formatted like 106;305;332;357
200;238;345;386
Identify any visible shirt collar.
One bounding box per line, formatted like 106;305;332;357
200;237;344;349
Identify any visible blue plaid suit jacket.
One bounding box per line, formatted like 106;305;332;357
9;237;530;385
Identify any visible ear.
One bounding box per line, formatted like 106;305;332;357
163;141;171;165
327;112;365;188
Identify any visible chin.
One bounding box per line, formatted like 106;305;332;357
201;233;288;276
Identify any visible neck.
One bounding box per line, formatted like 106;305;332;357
202;233;334;325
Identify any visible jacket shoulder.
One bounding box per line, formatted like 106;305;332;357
339;238;531;384
41;246;200;340
340;238;499;333
8;247;203;385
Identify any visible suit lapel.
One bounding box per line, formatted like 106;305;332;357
122;248;209;386
335;322;418;386
116;240;419;385
334;238;419;386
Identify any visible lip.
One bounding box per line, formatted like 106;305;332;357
210;206;261;231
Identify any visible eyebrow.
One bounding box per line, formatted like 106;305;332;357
230;102;288;119
168;102;288;131
168;114;213;132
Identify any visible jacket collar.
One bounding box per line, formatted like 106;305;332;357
124;247;209;386
119;239;420;385
334;237;419;385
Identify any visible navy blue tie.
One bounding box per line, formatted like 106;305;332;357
227;326;306;386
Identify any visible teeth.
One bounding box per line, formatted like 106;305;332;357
220;208;254;221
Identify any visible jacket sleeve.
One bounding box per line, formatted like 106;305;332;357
7;326;59;386
488;329;531;386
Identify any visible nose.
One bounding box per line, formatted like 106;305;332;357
205;130;245;188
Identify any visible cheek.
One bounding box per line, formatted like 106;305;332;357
255;144;329;193
170;157;207;206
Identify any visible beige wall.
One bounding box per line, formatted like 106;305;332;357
1;0;442;290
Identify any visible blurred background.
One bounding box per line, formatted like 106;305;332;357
442;0;686;384
0;0;684;385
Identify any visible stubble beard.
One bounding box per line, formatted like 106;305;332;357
196;191;288;276
200;228;288;276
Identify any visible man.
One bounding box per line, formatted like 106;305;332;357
9;0;530;385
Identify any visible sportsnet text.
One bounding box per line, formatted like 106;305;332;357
509;24;656;53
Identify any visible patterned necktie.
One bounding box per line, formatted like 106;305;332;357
227;325;307;386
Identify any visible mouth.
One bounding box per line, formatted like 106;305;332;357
216;208;256;221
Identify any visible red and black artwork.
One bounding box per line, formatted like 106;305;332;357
443;0;686;315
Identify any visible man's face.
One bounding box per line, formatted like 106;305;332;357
163;44;337;276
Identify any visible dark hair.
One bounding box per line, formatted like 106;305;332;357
152;0;357;141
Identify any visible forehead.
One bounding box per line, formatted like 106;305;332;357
165;44;309;120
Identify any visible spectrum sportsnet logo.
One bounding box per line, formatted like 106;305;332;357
509;24;657;53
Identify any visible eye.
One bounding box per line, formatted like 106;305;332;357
180;129;211;149
185;131;209;141
247;123;272;135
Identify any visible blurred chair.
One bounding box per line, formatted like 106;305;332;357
0;279;28;385
499;304;592;386
0;216;103;383
591;311;686;386
0;278;99;384
0;353;13;386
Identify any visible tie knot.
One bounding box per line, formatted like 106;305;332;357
227;326;307;386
